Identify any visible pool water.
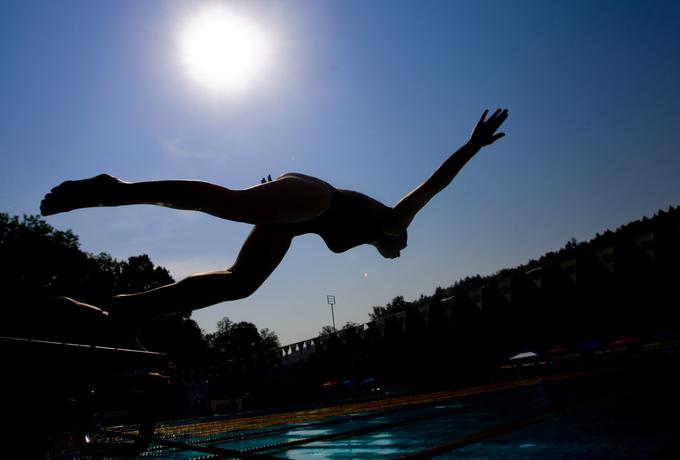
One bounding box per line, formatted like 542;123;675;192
131;365;679;459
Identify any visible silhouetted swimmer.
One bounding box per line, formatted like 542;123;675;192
41;109;508;323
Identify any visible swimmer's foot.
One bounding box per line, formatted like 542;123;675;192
45;296;144;350
40;174;127;216
26;296;109;344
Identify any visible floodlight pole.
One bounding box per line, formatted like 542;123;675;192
326;295;336;331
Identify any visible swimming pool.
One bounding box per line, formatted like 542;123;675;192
87;364;679;459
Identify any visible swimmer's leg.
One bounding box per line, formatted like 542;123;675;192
108;225;293;320
41;173;332;225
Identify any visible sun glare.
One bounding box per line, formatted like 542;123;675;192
178;7;270;94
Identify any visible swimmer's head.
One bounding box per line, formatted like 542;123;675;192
372;231;408;259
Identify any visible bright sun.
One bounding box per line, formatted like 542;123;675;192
178;7;270;94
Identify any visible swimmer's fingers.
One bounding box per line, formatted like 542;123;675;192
470;108;508;147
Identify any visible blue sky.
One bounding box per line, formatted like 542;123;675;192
2;0;679;345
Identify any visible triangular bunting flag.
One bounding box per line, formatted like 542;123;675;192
526;267;543;288
469;288;483;310
497;278;512;303
441;302;454;323
365;321;376;337
417;304;431;324
338;329;348;344
594;246;615;272
634;233;655;259
559;258;578;283
396;311;408;331
376;319;386;337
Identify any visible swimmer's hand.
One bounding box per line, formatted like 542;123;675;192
468;108;508;148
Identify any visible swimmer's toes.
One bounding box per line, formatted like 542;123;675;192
40;175;120;216
40;193;62;216
40;189;76;216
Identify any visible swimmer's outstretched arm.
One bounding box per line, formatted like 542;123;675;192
384;109;508;236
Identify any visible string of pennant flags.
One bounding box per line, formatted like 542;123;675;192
275;229;662;357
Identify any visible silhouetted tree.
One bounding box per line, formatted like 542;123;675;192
206;317;280;360
319;325;336;335
319;321;360;336
259;327;280;351
118;254;173;293
369;295;409;320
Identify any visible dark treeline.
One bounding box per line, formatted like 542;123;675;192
365;204;680;349
260;205;680;406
